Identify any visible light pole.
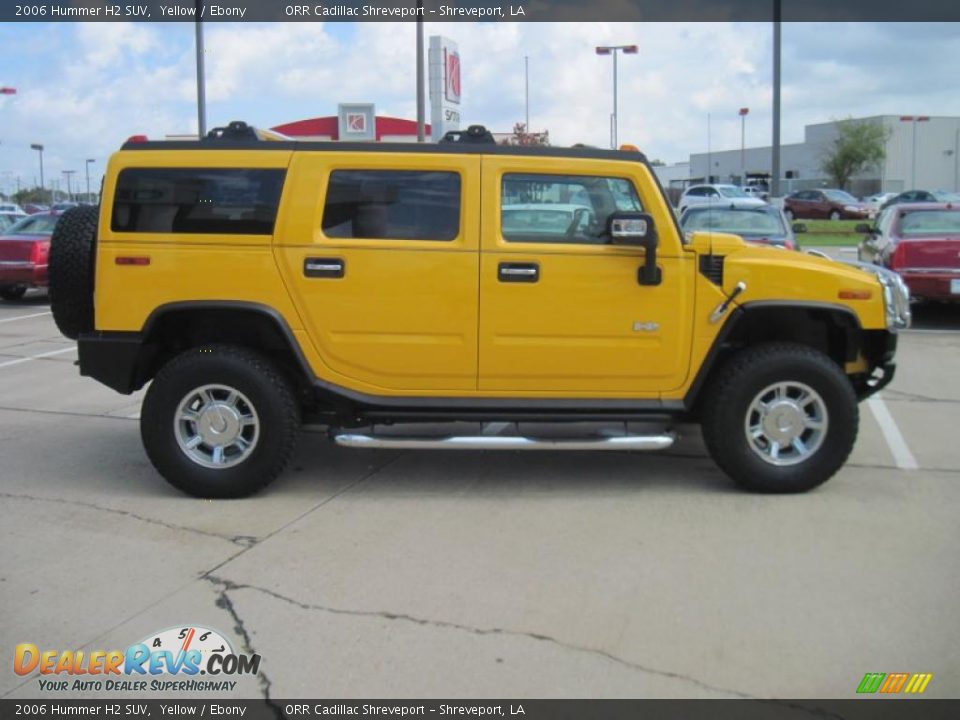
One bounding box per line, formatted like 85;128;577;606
195;0;207;137
62;170;76;202
30;143;44;202
739;107;749;182
415;4;425;142
595;44;638;149
85;158;96;203
524;55;530;135
771;3;782;198
900;115;929;189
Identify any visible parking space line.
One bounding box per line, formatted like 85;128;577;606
0;345;76;370
0;311;52;324
867;394;919;471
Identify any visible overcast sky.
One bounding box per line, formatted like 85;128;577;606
1;21;959;194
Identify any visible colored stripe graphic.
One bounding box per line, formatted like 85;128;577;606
904;673;933;694
857;673;885;694
880;672;910;693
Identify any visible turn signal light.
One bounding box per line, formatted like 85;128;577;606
619;144;640;152
838;289;872;300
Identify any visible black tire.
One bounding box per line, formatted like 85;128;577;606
829;210;841;221
701;343;858;493
140;345;300;498
0;285;27;301
48;205;99;340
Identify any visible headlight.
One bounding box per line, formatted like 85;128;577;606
876;268;911;330
839;260;911;330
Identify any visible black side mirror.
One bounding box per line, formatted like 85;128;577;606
608;212;661;286
791;222;807;234
854;223;873;234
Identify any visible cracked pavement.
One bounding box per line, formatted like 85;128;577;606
1;296;958;699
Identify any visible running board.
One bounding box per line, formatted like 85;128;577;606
332;432;676;451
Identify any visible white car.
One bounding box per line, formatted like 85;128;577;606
678;184;767;215
862;192;897;214
0;203;24;215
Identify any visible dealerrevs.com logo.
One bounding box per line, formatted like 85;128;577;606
14;625;261;693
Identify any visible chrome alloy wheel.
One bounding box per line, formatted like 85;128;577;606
173;384;260;469
744;381;828;466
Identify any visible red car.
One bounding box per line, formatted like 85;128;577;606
783;188;872;220
0;212;59;301
857;203;960;302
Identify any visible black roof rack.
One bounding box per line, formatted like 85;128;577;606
204;120;258;141
439;125;496;145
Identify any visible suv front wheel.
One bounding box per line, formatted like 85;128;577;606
140;345;300;498
701;343;858;493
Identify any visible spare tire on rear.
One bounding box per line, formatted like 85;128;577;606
49;205;99;340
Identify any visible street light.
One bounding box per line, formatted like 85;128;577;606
595;44;638;149
900;115;930;189
62;170;76;202
738;107;750;181
85;159;96;204
30;143;44;202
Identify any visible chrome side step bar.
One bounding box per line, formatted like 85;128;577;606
333;432;676;451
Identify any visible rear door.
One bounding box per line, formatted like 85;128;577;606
274;152;481;393
478;156;694;395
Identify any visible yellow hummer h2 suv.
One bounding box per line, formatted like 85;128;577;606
47;122;910;498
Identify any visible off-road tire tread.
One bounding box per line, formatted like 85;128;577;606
702;342;858;493
141;345;300;498
48;205;99;339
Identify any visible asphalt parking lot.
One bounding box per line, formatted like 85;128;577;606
1;289;958;701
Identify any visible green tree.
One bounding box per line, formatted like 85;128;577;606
12;186;52;205
821;119;890;190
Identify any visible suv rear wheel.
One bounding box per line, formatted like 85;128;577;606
701;343;858;493
140;345;300;498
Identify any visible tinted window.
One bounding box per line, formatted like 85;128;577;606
322;170;460;241
681;208;786;236
9;214;58;235
501;174;642;244
899;210;960;236
112;168;285;234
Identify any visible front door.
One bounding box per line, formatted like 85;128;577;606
478;156;694;395
274;153;481;393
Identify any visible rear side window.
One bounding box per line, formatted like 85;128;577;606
112;168;285;234
322;170;460;241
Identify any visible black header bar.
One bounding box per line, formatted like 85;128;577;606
3;0;959;23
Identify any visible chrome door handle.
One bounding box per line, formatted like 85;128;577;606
304;258;344;278
498;263;539;283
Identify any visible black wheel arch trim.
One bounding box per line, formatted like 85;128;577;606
682;300;873;411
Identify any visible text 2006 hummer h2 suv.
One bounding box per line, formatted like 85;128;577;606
47;122;910;498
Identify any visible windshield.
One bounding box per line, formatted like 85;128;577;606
718;186;749;198
7;214;59;235
899;210;960;236
681;208;786;236
824;190;858;204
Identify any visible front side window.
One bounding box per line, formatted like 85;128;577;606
322;170;460;241
112;168;285;234
501;173;642;244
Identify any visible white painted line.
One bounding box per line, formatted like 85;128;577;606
482;421;510;436
0;311;52;324
867;394;919;471
0;345;76;370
